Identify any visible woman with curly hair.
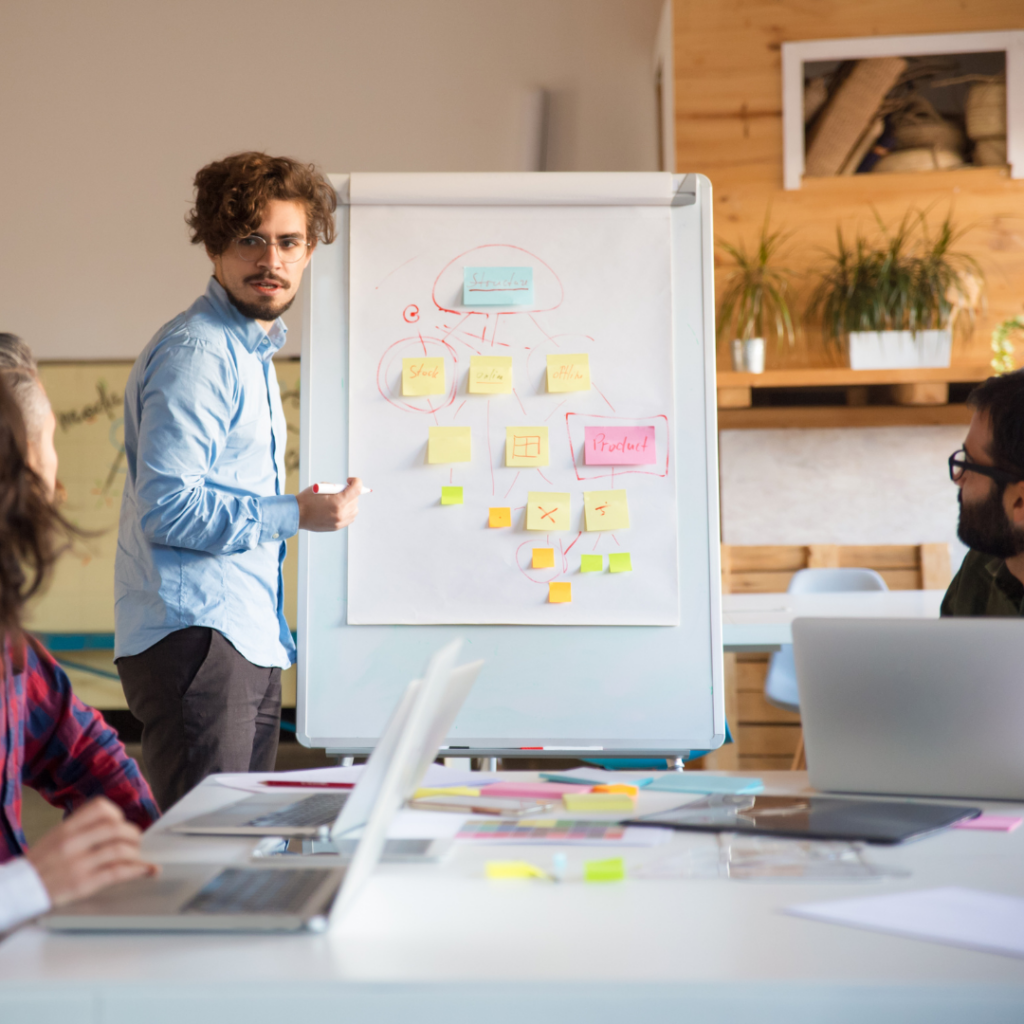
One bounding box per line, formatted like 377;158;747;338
0;358;158;933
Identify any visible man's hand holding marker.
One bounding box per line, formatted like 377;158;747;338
297;477;365;532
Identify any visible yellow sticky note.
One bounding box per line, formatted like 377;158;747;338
584;489;630;531
549;581;572;603
563;793;635;812
413;787;481;798
486;861;550;880
441;486;463;505
584;857;626;883
592;783;639;797
469;356;513;394
546;353;591;393
403;357;445;396
608;552;632;573
532;548;555;569
489;507;511;528
526;491;571;531
428;426;471;463
505;426;549;467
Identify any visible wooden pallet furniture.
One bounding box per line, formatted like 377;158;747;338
696;543;953;771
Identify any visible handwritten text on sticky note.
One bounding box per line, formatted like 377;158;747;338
584;490;630;531
428;426;471;463
463;267;533;306
506;426;549;467
547;353;591;393
527;492;571;531
584;425;655;465
469;356;513;394
402;357;445;396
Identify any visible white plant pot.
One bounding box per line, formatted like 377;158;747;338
744;337;766;374
848;330;952;370
730;339;746;371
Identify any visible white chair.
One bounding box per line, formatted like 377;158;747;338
764;567;888;713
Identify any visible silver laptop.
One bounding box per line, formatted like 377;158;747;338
793;618;1024;802
171;646;481;846
43;640;470;932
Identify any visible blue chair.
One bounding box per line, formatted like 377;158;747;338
764;567;888;714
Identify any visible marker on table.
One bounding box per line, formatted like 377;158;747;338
312;482;372;495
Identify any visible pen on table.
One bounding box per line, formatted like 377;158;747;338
312;482;372;495
262;780;356;790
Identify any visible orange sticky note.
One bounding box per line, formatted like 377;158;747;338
532;548;555;569
549;581;571;603
489;507;511;528
592;783;640;797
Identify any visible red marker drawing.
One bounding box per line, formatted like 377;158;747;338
312;482;372;495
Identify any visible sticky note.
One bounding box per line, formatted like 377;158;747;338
546;353;591;393
463;267;534;306
402;357;445;395
580;554;603;573
441;486;463;505
489;507;511;528
549;581;571;603
532;548;555;569
563;793;635;812
952;814;1023;832
469;356;513;394
646;775;763;795
526;491;571;531
584;857;626;883
584;490;630;532
584;425;656;465
413;787;481;798
506;426;549;467
518;819;557;828
608;552;632;573
428;426;471;463
592;784;640;797
485;861;549;880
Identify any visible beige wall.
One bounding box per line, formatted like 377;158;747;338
0;0;662;360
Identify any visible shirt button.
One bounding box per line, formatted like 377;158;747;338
272;533;280;539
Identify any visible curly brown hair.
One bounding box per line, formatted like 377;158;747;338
0;375;70;641
187;152;337;256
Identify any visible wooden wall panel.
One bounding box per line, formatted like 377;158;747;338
674;0;1024;371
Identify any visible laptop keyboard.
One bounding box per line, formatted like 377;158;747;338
246;793;349;828
183;869;334;915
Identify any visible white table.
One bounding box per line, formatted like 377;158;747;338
1;771;1022;1022
722;590;946;652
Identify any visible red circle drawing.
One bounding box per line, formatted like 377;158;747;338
403;304;420;323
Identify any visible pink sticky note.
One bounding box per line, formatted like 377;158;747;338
584;425;656;465
952;814;1023;832
483;782;587;798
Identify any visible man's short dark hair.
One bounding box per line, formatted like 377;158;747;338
187;152;337;256
967;370;1024;478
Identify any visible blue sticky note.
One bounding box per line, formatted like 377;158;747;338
540;773;654;788
646;775;764;795
463;266;533;306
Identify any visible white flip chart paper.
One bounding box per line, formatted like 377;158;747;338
347;204;679;625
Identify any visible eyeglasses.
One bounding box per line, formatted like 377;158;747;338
229;234;310;264
948;448;1022;486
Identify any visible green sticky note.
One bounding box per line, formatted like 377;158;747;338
580;554;603;573
584;857;625;883
441;486;463;505
608;552;632;573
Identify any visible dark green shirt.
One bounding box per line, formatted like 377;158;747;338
941;549;1024;617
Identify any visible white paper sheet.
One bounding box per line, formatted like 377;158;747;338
347;204;679;625
786;887;1024;958
212;763;491;795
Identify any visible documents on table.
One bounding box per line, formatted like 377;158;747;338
456;819;671;846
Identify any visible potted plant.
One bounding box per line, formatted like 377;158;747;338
808;210;983;369
716;214;798;373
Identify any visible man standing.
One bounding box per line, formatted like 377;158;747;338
943;370;1024;616
116;153;360;810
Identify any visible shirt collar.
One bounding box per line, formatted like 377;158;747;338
205;277;288;357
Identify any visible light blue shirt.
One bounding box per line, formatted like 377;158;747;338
115;278;299;668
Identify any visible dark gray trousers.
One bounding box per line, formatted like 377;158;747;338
117;627;281;812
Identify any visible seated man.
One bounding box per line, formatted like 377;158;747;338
0;344;158;932
943;369;1024;616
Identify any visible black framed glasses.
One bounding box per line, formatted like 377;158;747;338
229;234;310;264
948;448;1022;486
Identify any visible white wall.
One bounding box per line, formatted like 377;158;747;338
0;0;662;359
720;426;970;573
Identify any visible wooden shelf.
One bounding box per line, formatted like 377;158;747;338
718;403;973;430
717;365;991;389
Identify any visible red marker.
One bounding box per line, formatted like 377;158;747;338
312;482;372;495
262;780;355;789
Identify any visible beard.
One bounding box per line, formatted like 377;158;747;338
957;487;1024;559
223;274;296;322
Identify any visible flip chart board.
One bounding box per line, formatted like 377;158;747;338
298;172;723;756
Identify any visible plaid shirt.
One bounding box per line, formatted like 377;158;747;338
1;634;158;861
